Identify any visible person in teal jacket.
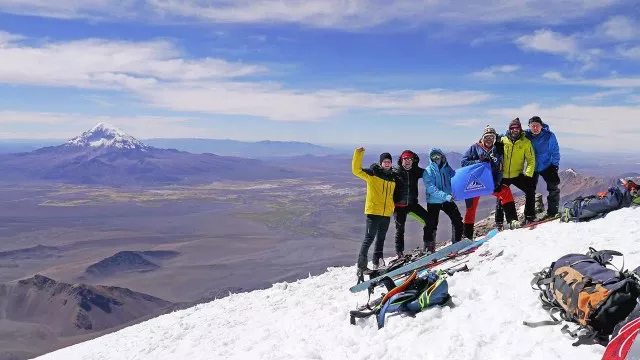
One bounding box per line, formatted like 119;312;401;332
422;148;463;252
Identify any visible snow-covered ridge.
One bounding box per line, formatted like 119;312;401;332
66;123;149;151
35;208;640;360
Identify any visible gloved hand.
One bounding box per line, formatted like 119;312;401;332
548;164;559;172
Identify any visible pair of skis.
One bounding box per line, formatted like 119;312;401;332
349;228;499;293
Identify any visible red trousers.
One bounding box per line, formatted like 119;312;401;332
464;185;514;225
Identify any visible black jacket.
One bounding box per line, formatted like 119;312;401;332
392;150;425;206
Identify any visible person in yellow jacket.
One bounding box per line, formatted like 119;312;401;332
495;118;537;227
352;146;396;277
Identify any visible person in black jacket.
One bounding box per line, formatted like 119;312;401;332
391;150;429;258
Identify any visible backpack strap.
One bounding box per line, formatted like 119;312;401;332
376;291;419;329
561;324;609;346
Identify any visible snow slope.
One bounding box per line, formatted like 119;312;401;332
36;207;640;360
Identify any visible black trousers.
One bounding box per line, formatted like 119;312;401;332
533;165;561;216
424;201;463;251
357;214;390;269
393;203;429;253
495;174;536;224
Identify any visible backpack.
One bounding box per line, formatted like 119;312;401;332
349;267;457;329
524;248;640;346
560;183;634;223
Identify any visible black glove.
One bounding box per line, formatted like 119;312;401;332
493;184;502;193
548;164;559;172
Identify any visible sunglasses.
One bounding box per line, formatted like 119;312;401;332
509;126;521;131
431;154;442;160
402;157;413;161
483;134;496;140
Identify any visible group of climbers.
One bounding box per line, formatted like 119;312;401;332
352;116;561;276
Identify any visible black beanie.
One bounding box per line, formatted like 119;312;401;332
528;116;543;125
379;152;392;164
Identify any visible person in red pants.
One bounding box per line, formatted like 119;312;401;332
461;126;520;237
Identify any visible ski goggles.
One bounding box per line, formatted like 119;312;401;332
430;154;442;160
482;133;496;140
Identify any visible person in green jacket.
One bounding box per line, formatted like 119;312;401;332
495;118;537;227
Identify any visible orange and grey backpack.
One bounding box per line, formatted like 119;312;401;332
524;248;640;346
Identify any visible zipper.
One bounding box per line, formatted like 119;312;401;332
508;138;515;177
406;169;410;204
382;179;388;216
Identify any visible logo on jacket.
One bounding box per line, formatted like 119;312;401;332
465;174;486;191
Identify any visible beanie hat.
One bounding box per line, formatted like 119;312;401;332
480;125;497;141
509;118;521;129
400;150;414;159
528;116;543;125
379;152;392;164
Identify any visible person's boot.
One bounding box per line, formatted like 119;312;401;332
423;241;436;254
463;223;474;239
501;201;521;229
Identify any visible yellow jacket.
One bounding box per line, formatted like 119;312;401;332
352;149;396;216
501;132;536;179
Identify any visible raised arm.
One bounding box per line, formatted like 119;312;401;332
352;147;372;181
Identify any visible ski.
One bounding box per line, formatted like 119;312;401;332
523;215;560;230
456;228;499;253
349;238;473;293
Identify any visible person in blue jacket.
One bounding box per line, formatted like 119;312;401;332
423;148;463;253
525;116;561;218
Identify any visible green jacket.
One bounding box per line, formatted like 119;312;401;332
501;132;536;179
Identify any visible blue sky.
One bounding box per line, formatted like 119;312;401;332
0;1;639;151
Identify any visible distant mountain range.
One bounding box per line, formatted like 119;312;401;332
143;138;342;157
0;123;309;186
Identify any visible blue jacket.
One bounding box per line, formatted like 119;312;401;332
461;142;503;188
524;124;560;172
423;148;455;203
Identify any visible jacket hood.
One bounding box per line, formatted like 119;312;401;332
396;150;420;166
428;148;447;165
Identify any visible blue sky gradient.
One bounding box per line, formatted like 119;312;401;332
0;1;639;151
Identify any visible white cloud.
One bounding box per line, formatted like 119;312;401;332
543;72;640;88
618;45;640;60
0;111;207;139
141;83;494;121
516;16;640;70
0;31;494;121
571;88;632;101
0;0;619;28
448;119;487;127
595;16;639;41
516;29;578;55
0;35;266;90
471;65;520;78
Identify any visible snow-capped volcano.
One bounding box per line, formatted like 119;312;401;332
66;123;149;151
